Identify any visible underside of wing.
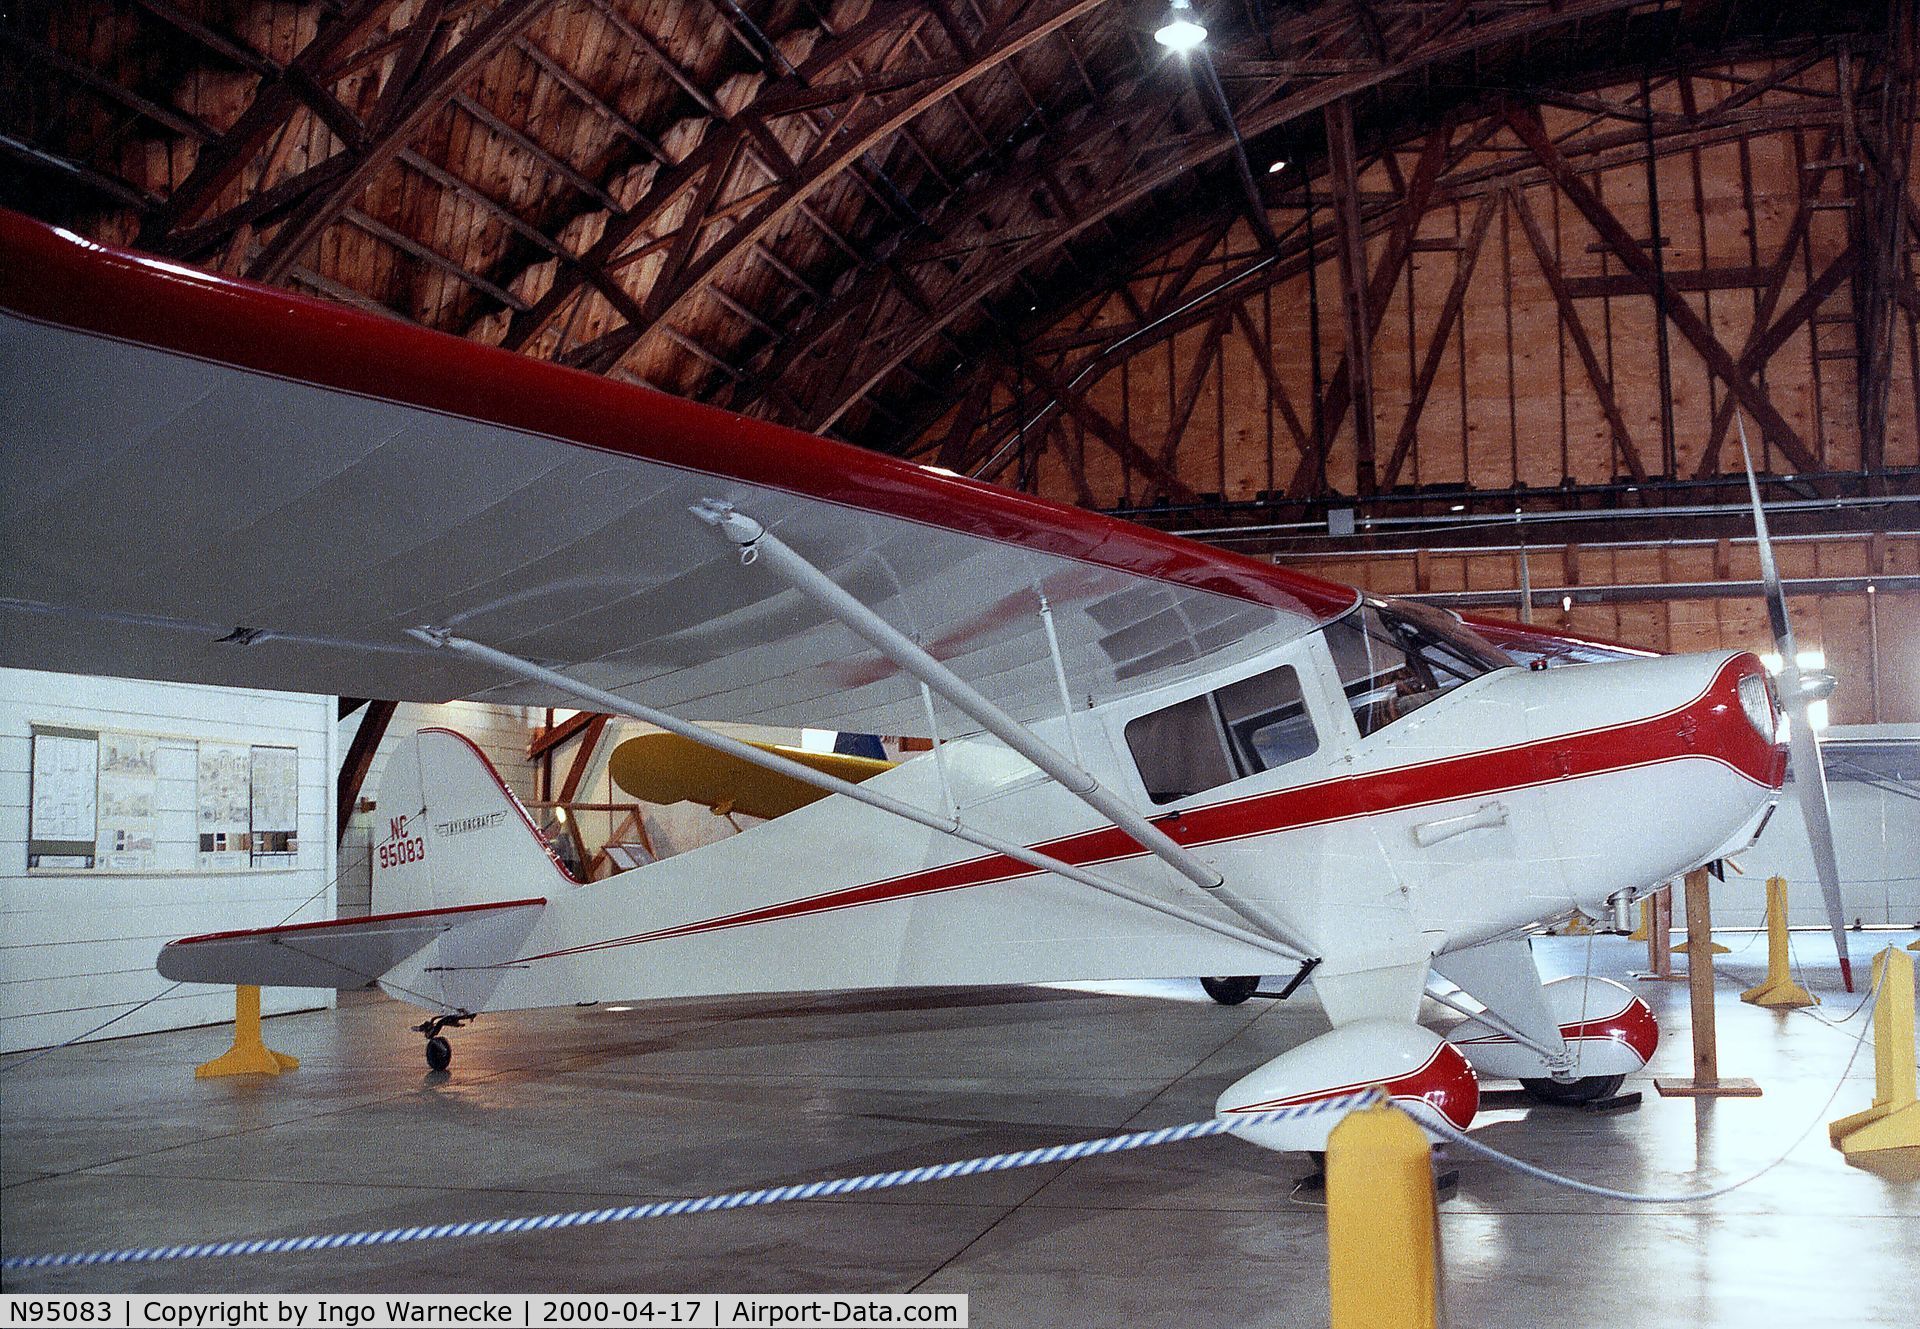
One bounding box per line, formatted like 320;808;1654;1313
0;213;1357;732
156;899;546;989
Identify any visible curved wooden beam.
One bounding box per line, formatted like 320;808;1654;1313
486;0;940;352
521;0;1108;373
247;0;552;284
734;0;1649;436
140;0;414;251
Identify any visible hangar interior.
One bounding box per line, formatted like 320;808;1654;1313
1;0;1917;1321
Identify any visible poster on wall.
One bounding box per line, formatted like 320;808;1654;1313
197;742;252;869
26;728;302;874
95;732;159;871
28;728;98;869
249;745;299;863
153;741;199;872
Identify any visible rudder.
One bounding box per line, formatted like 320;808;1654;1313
372;727;578;917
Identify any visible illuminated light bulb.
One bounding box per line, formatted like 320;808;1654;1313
1154;0;1206;51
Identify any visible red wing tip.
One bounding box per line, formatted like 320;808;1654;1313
1839;957;1854;993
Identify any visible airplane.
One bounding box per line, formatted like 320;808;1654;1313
0;208;1851;1155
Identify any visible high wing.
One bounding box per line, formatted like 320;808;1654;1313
0;212;1356;732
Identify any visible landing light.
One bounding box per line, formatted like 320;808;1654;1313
1154;0;1207;51
1267;159;1287;174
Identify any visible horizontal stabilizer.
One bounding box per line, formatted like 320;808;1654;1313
157;899;546;990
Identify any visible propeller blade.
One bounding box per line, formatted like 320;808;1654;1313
1738;416;1852;991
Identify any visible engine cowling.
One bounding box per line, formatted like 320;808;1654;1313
1216;1021;1479;1153
1443;975;1658;1081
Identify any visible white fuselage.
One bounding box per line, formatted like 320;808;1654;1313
376;631;1784;1018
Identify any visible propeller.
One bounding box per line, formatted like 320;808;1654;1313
1737;416;1852;991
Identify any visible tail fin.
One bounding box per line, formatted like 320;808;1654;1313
372;728;578;917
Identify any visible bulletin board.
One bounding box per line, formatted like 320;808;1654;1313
28;726;301;872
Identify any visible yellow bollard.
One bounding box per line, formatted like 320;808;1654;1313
1327;1102;1439;1329
1828;947;1920;1155
195;985;299;1078
1741;877;1817;1009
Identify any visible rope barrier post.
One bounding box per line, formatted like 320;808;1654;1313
1741;876;1817;1009
1326;1102;1439;1329
1828;945;1920;1156
195;985;299;1079
1656;867;1761;1098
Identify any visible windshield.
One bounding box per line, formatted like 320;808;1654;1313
1323;599;1514;737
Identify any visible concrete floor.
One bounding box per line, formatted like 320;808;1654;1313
4;933;1917;1326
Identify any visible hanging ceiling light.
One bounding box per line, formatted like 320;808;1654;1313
1154;0;1207;51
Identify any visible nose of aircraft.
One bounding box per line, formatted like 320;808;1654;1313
1511;649;1784;910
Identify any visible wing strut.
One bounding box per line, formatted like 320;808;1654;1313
690;500;1319;960
408;628;1313;966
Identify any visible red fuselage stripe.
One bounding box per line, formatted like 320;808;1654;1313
523;655;1779;963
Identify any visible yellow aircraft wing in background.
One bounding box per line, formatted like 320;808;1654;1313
609;733;893;821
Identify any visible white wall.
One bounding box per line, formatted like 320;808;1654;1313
338;702;541;916
0;667;337;1053
1741;724;1920;928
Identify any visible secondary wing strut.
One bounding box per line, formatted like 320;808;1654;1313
690;500;1319;959
409;628;1313;965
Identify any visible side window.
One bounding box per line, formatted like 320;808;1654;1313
1216;667;1318;774
1125;665;1317;805
1126;695;1232;804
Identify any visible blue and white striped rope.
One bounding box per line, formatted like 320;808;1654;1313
3;1091;1383;1272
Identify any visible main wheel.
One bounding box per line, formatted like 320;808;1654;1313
1201;975;1261;1006
1519;1073;1624;1105
425;1035;452;1072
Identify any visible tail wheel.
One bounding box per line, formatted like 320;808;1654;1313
425;1035;452;1072
1519;1073;1625;1105
1201;975;1261;1006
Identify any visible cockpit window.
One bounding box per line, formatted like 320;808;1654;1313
1324;600;1514;738
1127;664;1318;804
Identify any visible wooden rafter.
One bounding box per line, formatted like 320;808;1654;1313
572;0;1105;378
1506;187;1649;483
337;699;397;841
1504;102;1821;474
747;0;1650;440
247;0;552;284
1378;190;1501;490
140;0;410;249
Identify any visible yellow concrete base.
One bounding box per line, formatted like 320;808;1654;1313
1741;877;1817;1008
1671;939;1730;956
195;985;299;1079
1741;974;1818;1008
1829;947;1919;1157
1327;1103;1438;1329
1829;1100;1920;1155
